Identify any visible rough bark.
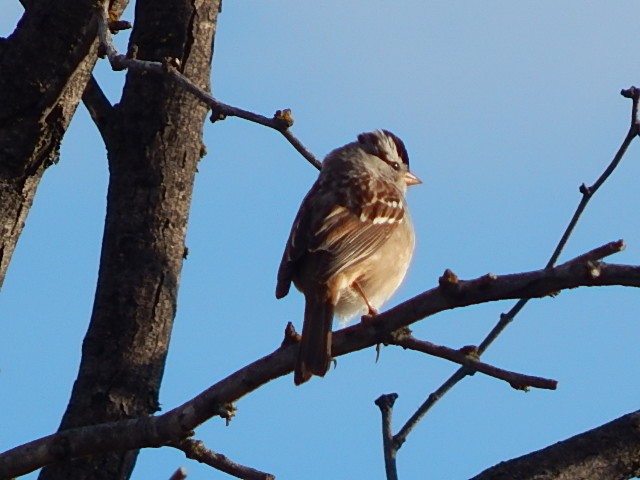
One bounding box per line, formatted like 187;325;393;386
0;1;113;289
471;410;640;480
37;0;219;478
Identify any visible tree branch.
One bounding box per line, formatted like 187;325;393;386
94;4;322;170
0;242;635;477
470;410;640;480
38;1;221;478
81;74;113;142
391;242;625;450
477;87;640;354
374;394;399;480
168;466;188;480
387;329;557;390
170;439;274;480
0;0;114;290
385;86;640;459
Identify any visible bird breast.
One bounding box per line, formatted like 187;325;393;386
333;214;415;324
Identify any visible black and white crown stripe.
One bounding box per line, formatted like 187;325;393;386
357;129;410;169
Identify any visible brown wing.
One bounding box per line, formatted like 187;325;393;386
276;177;405;298
310;179;405;279
275;182;322;299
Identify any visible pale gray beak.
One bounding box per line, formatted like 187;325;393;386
404;171;422;186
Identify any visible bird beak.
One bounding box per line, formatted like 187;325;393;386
404;171;422;186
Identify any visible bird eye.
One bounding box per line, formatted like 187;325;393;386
391;162;400;171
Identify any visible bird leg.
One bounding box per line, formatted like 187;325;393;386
353;281;384;361
353;281;378;316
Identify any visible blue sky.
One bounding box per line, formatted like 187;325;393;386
2;2;640;479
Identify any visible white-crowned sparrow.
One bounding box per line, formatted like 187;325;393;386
276;130;421;385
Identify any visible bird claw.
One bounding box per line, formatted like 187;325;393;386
375;343;382;363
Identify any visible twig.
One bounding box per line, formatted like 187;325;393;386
389;88;640;456
546;88;640;269
562;239;626;267
94;5;322;170
169;466;188;480
374;394;399;480
170;439;274;480
388;330;557;390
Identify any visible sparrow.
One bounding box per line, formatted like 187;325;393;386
276;130;420;385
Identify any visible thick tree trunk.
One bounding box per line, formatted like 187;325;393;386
471;410;640;480
38;0;220;479
0;1;112;289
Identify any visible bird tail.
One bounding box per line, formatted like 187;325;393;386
295;293;334;385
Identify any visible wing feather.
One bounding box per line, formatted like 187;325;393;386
276;174;406;297
309;181;405;279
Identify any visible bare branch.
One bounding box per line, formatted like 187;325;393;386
470;409;640;480
562;239;626;267
388;87;640;454
374;394;399;480
0;245;636;478
170;439;274;480
169;466;188;480
361;240;627;340
388;330;557;391
280;128;322;170
548;89;640;268
94;4;322;170
81;74;113;142
394;367;466;450
392;240;626;450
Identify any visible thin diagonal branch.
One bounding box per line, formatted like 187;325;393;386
388;330;557;390
170;439;274;480
390;87;640;453
81;74;113;142
562;239;626;267
0;243;632;478
547;88;640;269
95;5;322;169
